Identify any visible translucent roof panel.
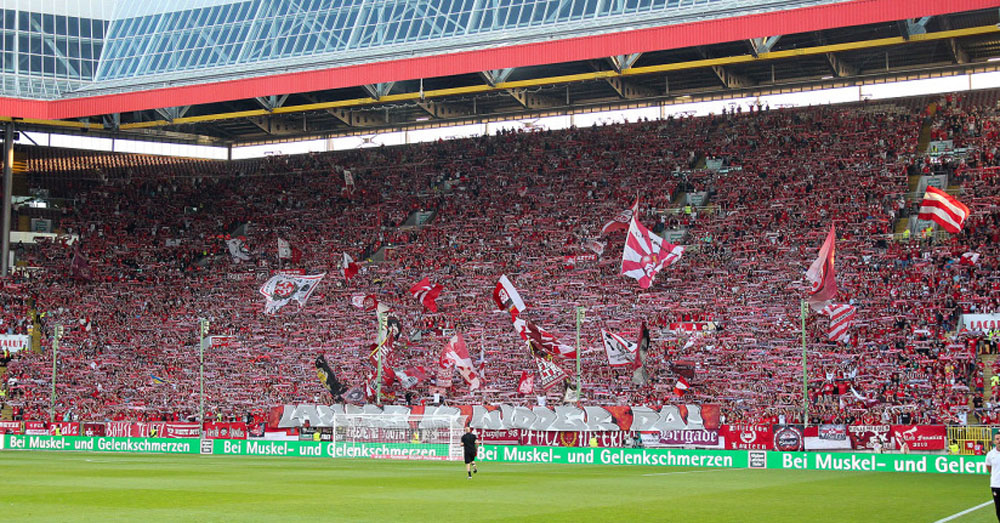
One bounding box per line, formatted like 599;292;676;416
0;0;112;98
89;0;848;92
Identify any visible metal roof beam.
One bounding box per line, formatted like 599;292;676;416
103;113;120;131
507;88;561;110
939;17;969;65
362;82;396;100
324;108;385;128
605;76;657;99
697;47;752;89
154;106;191;122
608;53;643;73
254;95;289;112
748;35;782;58
416;100;474;119
246;115;301;136
480;68;516;86
114;24;1000;131
900;16;931;40
825;52;857;77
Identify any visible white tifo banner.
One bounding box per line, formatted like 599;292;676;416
0;335;30;353
960;314;1000;332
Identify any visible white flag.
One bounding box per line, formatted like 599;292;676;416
601;329;637;367
226;238;251;263
259;272;325;314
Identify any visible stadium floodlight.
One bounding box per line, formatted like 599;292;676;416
331;413;464;461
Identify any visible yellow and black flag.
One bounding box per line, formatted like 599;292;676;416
316;354;348;399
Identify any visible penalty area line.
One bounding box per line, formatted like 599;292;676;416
931;501;992;523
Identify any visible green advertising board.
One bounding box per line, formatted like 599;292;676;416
1;435;200;454
476;445;988;475
210;439;451;459
1;435;988;475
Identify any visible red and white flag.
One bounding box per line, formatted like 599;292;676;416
350;295;367;309
517;371;535;395
822;303;856;343
409;277;443;313
673;377;690;397
601;329;637;367
277;238;302;264
534;356;569;391
396;366;427;389
621;216;683;289
342;253;360;280
918;186;970;234
493;274;526;315
583;239;606;256
602;197;639;235
259;272;325;314
805;225;837;312
439;334;481;391
514;315;577;359
959;252;981;266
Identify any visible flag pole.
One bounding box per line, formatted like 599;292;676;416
199;318;209;437
575;306;585;403
800;300;809;428
50;324;63;424
376;308;385;407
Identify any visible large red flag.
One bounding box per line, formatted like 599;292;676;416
409;277;443;313
493;275;526;315
342;253;360;280
513;315;577;359
439;334;481;390
805;225;837;312
602;197;639;235
517;371;535;395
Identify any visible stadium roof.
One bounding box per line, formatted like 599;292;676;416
1;0;999;146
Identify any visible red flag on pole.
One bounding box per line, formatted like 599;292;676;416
409;277;443;313
805;225;837;312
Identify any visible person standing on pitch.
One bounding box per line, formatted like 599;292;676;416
986;432;1000;521
461;426;478;479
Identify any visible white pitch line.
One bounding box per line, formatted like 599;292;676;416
642;469;738;477
931;501;993;523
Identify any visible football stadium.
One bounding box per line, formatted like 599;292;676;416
4;0;1000;521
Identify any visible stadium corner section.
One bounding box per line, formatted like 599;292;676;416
0;434;990;475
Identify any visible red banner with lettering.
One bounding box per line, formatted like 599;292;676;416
47;422;80;436
517;430;632;448
719;424;773;450
24;421;47;435
891;424;946;450
0;421;22;434
82;423;106;437
847;425;891;450
163;423;200;438
479;429;519;445
203;422;248;440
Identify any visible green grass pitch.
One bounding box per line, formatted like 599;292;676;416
0;451;992;522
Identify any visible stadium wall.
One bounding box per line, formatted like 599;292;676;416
0;435;986;475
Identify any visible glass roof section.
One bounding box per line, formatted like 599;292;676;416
0;0;850;100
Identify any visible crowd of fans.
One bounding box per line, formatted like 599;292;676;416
2;91;1000;428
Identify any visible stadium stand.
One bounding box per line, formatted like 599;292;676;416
3;92;1000;430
